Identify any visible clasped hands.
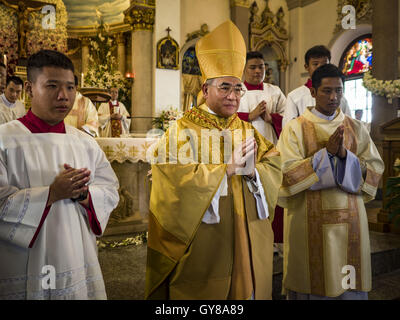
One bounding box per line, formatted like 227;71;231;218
48;164;91;207
326;125;347;159
248;101;272;123
227;138;257;179
110;113;122;120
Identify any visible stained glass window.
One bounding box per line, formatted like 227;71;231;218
341;37;372;76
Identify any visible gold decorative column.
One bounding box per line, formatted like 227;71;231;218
124;1;155;133
81;37;91;74
116;33;126;76
230;0;251;49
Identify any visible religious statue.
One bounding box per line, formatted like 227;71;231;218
0;0;51;58
186;24;209;42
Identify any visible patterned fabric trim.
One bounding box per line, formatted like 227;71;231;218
184;106;241;131
306;191;362;296
282;160;314;188
9;190;31;241
365;168;382;189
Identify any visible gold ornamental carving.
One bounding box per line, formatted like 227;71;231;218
249;0;289;71
81;37;91;47
124;3;155;31
230;0;251;8
334;0;372;34
116;33;126;45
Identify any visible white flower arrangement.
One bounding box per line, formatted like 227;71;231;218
84;21;131;107
363;71;400;103
152;106;183;131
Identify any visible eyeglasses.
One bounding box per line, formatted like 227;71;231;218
208;84;246;97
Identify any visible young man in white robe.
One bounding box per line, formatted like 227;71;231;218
237;51;286;145
237;51;286;253
282;45;351;127
64;76;99;137
0;76;26;119
0;50;119;300
98;87;131;137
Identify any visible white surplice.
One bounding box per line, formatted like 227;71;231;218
0;121;119;300
282;85;352;128
238;83;286;145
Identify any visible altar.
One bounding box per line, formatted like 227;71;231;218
96;134;160;236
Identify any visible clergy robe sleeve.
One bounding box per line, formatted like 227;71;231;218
0;158;50;248
82;146;120;235
282;94;299;128
97;103;110;129
309;148;336;191
340;96;352;117
270;89;286;137
83;99;100;137
335;149;363;194
245;169;269;220
120;103;131;133
276;123;319;206
348;122;384;202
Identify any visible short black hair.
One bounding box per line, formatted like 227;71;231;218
6;76;23;87
246;51;264;62
74;75;78;86
305;45;331;65
312;64;345;89
0;62;6;70
27;50;74;82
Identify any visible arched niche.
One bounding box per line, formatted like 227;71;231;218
249;2;289;92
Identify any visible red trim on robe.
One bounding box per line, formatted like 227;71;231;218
80;192;102;235
270;113;283;138
305;79;312;89
244;81;263;91
18;109;66;134
237;112;249;122
28;196;52;248
19;109;101;247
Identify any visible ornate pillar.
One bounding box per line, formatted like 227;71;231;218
371;0;399;142
81;37;90;74
124;1;155;133
116;33;126;76
230;0;251;49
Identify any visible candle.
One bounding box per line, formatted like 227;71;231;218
81;73;84;87
3;54;6;67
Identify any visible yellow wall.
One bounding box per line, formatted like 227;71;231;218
180;0;230;47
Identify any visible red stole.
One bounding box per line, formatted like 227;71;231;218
109;101;122;137
18;110;101;248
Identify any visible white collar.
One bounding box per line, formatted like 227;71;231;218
311;107;337;121
1;94;14;108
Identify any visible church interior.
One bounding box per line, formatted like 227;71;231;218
1;0;400;300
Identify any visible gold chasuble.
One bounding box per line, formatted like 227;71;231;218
145;105;282;300
277;108;384;297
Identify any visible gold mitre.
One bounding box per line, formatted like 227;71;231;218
195;20;246;81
